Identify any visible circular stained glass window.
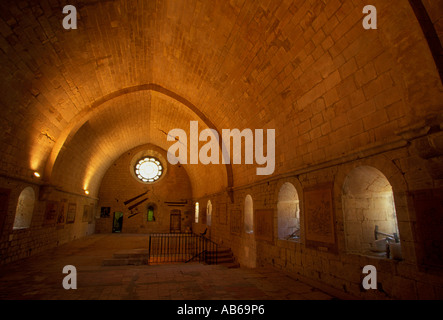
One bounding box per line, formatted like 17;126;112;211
134;157;163;183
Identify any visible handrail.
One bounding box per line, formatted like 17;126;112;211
147;232;218;265
184;233;219;264
185;249;207;263
374;225;399;243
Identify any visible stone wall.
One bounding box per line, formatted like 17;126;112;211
196;138;443;300
0;176;96;265
96;144;194;234
0;0;442;300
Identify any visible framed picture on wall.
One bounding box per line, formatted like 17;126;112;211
89;204;96;224
230;210;242;235
56;201;67;226
82;205;91;222
66;203;76;224
304;183;337;253
43;201;58;225
254;209;274;243
218;203;227;225
100;207;111;218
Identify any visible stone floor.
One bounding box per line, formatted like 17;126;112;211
0;233;338;300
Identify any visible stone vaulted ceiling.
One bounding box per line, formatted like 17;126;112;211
0;0;442;198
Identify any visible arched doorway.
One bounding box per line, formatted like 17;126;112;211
112;212;123;233
170;210;181;233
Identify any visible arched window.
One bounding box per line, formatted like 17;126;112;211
147;206;155;222
244;195;253;234
13;187;35;229
342;166;401;259
134;157;163;183
195;202;199;223
277;182;300;240
206;200;212;226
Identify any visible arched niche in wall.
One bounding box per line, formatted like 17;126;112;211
206;200;212;226
277;182;300;241
342;166;401;259
194;202;199;223
13;187;35;230
244;194;253;234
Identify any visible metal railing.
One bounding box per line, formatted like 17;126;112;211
147;233;218;265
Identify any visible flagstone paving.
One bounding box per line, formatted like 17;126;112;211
0;234;339;300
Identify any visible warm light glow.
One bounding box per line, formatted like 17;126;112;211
195;202;199;223
84;190;89;195
33;172;41;178
135;157;163;183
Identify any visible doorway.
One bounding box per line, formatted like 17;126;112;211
113;211;123;233
170;210;181;233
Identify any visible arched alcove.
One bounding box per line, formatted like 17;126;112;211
195;202;199;223
206;200;212;226
342;166;401;258
244;195;253;234
13;187;35;230
277;182;300;241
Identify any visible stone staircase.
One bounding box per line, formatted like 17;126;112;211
102;246;240;268
102;249;149;266
205;247;240;268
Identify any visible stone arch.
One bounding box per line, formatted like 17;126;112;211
244;194;253;234
334;156;416;262
194;202;199;223
341;166;401;258
408;0;443;82
277;182;300;241
206;200;212;226
13;187;35;229
43;84;234;192
274;177;304;242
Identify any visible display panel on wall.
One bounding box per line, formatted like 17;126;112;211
82;204;94;223
230;210;242;235
100;207;111;218
303;183;337;253
43;201;58;225
218;203;227;225
56;200;67;226
66;203;77;224
254;209;274;243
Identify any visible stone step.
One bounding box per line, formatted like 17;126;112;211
206;255;235;264
102;249;149;266
220;261;241;268
204;247;239;268
207;246;231;252
102;246;239;267
102;258;148;266
205;247;233;256
113;251;148;259
205;251;233;259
